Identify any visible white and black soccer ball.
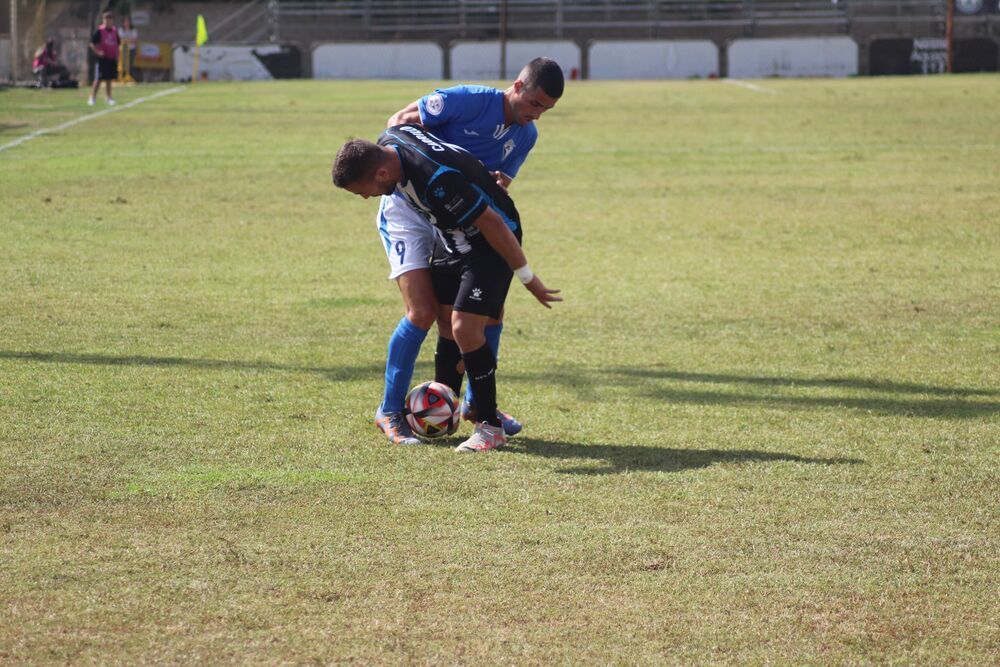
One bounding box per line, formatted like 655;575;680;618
405;381;460;438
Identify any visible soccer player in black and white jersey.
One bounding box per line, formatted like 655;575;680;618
332;125;560;452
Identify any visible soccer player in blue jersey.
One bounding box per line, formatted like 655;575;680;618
372;57;564;445
333;125;561;451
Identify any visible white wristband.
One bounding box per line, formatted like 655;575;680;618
515;265;534;284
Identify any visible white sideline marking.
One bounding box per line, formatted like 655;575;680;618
724;79;776;94
0;86;185;154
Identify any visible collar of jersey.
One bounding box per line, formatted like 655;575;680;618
391;145;409;188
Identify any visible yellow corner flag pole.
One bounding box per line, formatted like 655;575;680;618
193;14;208;82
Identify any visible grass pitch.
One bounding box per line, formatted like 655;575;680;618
1;76;998;663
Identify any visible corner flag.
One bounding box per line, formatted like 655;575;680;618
196;15;208;46
193;15;209;82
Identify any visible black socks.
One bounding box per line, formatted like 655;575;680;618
434;336;464;397
462;343;499;427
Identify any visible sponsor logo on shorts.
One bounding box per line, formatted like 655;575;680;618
470;288;483;301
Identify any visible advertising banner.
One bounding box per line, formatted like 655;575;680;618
870;38;998;74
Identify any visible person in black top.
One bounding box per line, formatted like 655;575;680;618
333;125;561;453
88;10;120;106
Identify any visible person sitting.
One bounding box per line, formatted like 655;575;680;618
32;39;72;87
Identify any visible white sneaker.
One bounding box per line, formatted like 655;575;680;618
107;98;116;106
87;97;95;106
455;422;506;453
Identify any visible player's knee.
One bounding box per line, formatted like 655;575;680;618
436;313;453;338
451;316;484;352
406;304;436;330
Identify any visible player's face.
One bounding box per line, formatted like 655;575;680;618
344;171;395;199
511;82;558;125
102;12;114;25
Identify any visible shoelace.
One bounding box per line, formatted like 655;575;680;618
388;413;411;434
477;425;502;444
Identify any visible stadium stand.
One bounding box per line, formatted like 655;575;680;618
4;0;998;81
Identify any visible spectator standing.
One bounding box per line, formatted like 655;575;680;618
88;10;120;106
119;16;139;82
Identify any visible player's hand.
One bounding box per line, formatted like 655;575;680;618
524;275;561;308
490;171;509;193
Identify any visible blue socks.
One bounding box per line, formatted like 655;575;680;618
381;317;428;414
380;318;501;411
465;323;503;404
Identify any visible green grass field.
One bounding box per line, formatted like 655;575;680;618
1;76;998;663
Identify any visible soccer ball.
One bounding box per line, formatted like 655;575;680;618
405;381;460;438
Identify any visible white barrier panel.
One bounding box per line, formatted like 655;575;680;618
0;38;10;81
728;38;858;78
451;41;580;80
313;43;443;79
590;40;718;79
173;45;277;81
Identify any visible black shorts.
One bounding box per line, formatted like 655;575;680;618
432;246;513;320
95;58;117;81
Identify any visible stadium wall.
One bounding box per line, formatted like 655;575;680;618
727;38;860;78
589;40;719;79
449;41;581;80
0;37;10;81
313;43;444;79
173;44;302;81
305;36;1000;80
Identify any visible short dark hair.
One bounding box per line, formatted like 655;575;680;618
332;139;384;188
520;57;564;99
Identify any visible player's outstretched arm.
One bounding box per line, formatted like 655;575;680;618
473;210;561;308
387;100;422;128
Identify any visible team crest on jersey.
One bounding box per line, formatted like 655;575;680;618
425;94;444;116
503;139;515;161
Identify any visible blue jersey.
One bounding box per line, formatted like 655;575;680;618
417;85;538;181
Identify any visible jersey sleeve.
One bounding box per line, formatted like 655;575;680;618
418;86;486;130
91;29;101;44
425;169;488;230
501;127;538;180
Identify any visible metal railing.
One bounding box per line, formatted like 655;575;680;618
213;0;279;43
